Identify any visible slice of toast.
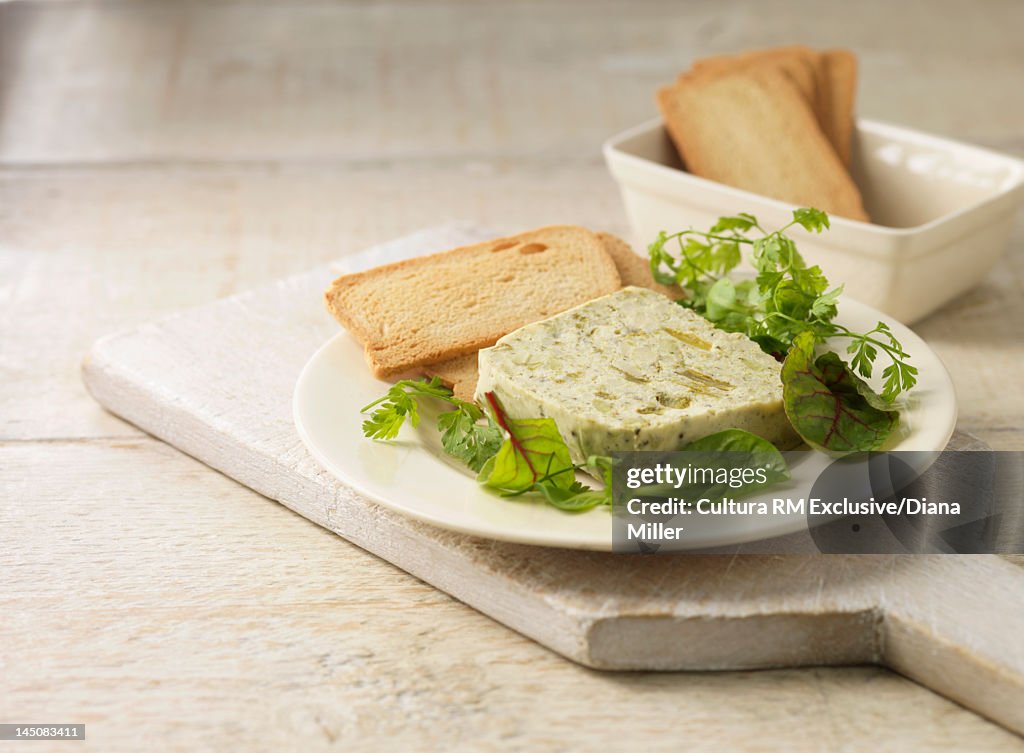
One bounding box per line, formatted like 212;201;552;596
325;225;621;378
656;66;869;221
425;232;684;401
682;46;857;167
690;46;825;125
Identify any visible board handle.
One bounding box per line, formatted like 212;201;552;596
880;555;1024;735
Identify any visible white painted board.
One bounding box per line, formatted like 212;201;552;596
82;225;1024;735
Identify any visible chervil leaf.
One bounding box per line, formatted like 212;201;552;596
437;407;503;473
647;231;679;286
755;269;785;296
360;381;428;439
710;213;758;233
361;377;504;471
881;360;919;402
792;263;829;298
711;240;742;275
752;235;784;271
848;339;877;378
810;285;844;320
792;207;831;233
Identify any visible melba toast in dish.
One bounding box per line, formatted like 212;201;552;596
657;46;868;221
689;45;857;166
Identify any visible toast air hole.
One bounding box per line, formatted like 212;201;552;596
490;241;517;252
518;243;548;255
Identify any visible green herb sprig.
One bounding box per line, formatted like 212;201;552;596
361;378;503;472
648;208;917;402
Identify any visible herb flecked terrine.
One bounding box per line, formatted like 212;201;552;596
475;286;800;462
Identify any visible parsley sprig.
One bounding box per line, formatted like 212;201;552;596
648;208;917;401
361;378;503;472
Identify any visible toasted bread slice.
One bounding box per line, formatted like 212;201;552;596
691;46;825;123
685;46;857;166
325;225;621;378
426;232;683;401
656;67;869;221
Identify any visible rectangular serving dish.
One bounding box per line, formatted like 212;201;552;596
603;118;1024;323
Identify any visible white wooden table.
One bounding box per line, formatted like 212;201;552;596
2;2;1023;750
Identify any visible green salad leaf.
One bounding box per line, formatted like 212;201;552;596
529;476;611;512
477;416;576;493
683;427;789;461
781;331;900;454
527;454;615;512
477;392;614;512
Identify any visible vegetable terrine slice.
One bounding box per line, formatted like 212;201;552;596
475;286;799;462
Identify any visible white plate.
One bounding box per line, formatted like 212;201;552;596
294;298;956;550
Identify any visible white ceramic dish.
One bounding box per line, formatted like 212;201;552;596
294;297;956;551
603;118;1024;323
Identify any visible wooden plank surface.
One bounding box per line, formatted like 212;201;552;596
4;439;1022;753
1;0;1022;164
2;0;1023;750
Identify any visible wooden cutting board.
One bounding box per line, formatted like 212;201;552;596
81;224;1024;735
